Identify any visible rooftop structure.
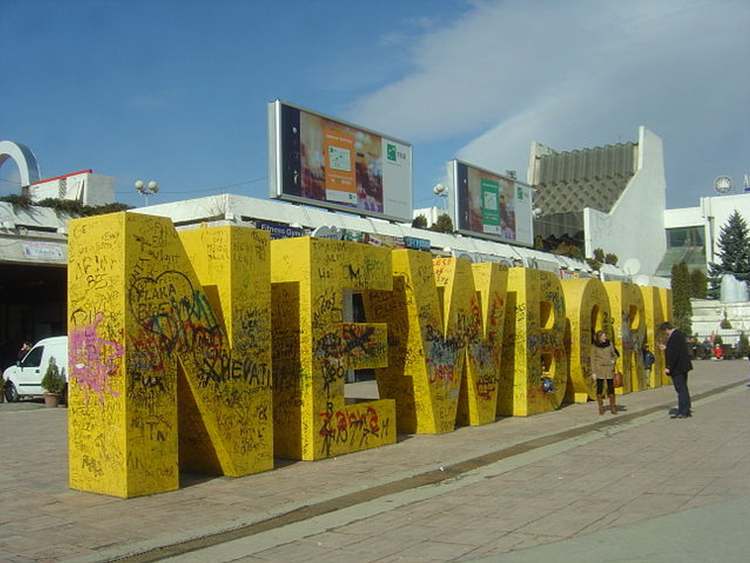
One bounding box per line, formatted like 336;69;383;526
528;127;667;276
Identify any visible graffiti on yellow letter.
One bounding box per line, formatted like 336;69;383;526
499;268;568;416
270;237;395;461
562;278;612;403
68;214;273;498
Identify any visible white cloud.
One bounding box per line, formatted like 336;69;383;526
407;16;437;30
347;0;750;203
378;31;407;47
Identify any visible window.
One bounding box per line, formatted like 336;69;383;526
666;226;705;248
21;346;43;368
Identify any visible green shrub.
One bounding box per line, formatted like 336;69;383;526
738;332;749;358
41;357;66;395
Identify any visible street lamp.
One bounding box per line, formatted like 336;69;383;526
433;183;448;210
135;179;159;206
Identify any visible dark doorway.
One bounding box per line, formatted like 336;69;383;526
0;263;66;371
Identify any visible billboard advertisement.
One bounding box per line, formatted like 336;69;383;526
450;160;533;246
268;100;413;222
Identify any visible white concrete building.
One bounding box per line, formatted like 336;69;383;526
29;169;115;206
659;191;750;276
528;126;667;277
583;128;666;277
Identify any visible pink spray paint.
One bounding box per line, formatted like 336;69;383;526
69;312;124;400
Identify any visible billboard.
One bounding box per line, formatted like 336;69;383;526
268;100;413;222
450;159;533;246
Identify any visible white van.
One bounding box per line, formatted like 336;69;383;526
3;336;68;401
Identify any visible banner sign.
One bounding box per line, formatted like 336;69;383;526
450;159;533;246
254;220;306;240
269;100;413;222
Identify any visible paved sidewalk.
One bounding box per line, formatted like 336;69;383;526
169;376;750;562
0;361;746;562
476;493;750;563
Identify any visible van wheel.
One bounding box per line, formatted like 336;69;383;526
4;381;19;403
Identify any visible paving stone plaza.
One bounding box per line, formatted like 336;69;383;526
1;360;748;562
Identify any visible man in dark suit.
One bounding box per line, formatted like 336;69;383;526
659;322;693;418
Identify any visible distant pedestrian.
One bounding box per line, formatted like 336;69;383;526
591;330;618;415
713;344;724;360
659;322;693;418
17;341;31;362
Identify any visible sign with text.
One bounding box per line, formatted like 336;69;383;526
269;100;413;222
254;220;305;240
450;160;533;246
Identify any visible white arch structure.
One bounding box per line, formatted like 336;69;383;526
0;140;41;187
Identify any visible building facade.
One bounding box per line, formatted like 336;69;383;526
528;126;667;277
660;191;750;276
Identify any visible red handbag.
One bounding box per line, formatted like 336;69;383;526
613;371;623;387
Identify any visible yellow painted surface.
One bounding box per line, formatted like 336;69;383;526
433;259;508;427
68;213;674;498
68;213;273;498
364;252;508;433
640;285;668;389
68;214;128;497
561;278;612;402
177;226;274;475
468;263;508;423
499;268;568;416
363;250;439;434
658;288;674;386
270;237;395;460
604;282;647;395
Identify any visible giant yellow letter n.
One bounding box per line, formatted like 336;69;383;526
270;237;396;461
68;214;273;498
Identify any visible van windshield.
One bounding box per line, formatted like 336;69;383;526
21;346;43;368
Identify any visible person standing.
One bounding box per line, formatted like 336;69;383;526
17;341;31;362
591;330;619;415
659;322;693;418
643;344;656;371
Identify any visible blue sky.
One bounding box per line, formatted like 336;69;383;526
1;0;749;210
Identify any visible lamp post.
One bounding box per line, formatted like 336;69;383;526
135;179;159;206
433;183;448;210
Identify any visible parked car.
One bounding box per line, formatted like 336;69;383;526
3;336;68;402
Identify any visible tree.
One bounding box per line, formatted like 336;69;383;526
708;211;750;297
553;242;583;260
411;214;428;229
737;332;749;358
586;248;606;271
671;261;692;335
430;213;454;234
689;269;708;299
